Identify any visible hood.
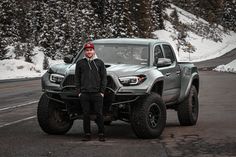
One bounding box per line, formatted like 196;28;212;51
49;63;72;75
106;64;151;76
65;63;154;77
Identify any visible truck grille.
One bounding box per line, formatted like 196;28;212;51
107;76;117;91
62;75;117;91
62;75;75;87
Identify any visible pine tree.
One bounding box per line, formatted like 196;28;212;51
131;0;153;38
39;0;62;59
170;8;180;28
0;0;19;45
222;0;236;31
0;38;8;60
14;42;24;59
171;0;226;27
109;0;125;37
27;0;44;45
91;0;106;24
14;0;32;43
0;0;19;59
101;0;118;38
43;55;49;70
24;43;35;63
151;0;170;31
0;0;198;62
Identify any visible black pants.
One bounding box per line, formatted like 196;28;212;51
80;93;104;134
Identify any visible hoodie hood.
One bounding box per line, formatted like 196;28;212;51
83;53;98;61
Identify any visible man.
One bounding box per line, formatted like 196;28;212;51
75;42;107;142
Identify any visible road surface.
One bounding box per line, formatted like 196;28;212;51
194;48;236;70
0;54;236;157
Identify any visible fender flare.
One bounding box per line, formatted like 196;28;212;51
147;77;164;95
182;72;199;102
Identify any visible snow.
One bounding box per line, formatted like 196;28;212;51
0;47;63;80
154;29;236;62
214;59;236;73
31;47;45;72
5;46;15;58
154;5;236;73
1;4;236;80
155;5;236;62
167;4;209;24
0;59;42;79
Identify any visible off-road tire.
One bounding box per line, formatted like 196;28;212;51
37;93;73;134
131;93;166;139
178;85;199;126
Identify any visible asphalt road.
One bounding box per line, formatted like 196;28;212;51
194;48;236;70
0;54;236;156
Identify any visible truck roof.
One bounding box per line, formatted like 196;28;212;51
93;38;169;45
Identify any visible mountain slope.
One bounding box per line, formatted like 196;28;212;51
1;4;236;80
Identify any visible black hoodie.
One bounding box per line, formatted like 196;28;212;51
75;57;107;94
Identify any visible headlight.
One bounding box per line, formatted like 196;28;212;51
119;75;146;86
49;74;65;84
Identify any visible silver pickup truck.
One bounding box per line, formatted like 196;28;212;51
38;38;199;139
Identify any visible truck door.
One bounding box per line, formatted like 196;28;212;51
155;44;181;104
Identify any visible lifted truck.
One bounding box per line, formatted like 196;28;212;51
37;38;199;139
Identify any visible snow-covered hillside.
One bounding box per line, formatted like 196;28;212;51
154;5;236;62
155;5;236;73
0;5;236;80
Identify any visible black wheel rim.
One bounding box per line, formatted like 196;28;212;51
148;103;161;129
50;109;70;127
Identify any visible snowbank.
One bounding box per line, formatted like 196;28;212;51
0;47;63;80
214;59;236;73
0;59;42;79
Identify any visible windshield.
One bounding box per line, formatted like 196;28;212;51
96;44;149;65
77;44;149;65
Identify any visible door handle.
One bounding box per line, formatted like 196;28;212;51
176;71;181;75
165;72;171;77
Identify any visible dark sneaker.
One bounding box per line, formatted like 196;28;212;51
98;134;105;142
82;134;91;141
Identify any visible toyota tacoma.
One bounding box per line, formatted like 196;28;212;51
37;38;199;139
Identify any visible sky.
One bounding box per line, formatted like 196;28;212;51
0;5;236;80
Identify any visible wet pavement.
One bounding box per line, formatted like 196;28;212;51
0;57;236;156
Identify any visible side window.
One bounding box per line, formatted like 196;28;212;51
154;45;164;59
163;45;175;63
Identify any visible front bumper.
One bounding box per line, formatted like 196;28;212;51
42;72;149;105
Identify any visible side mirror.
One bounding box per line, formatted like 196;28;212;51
64;55;73;64
155;58;172;67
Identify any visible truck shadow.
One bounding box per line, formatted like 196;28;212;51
64;120;184;140
64;120;137;140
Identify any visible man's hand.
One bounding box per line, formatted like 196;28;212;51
100;93;104;97
78;93;81;97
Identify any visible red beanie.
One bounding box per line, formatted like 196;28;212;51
84;42;94;49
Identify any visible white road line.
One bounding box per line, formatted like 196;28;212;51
0;116;36;128
0;100;39;111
